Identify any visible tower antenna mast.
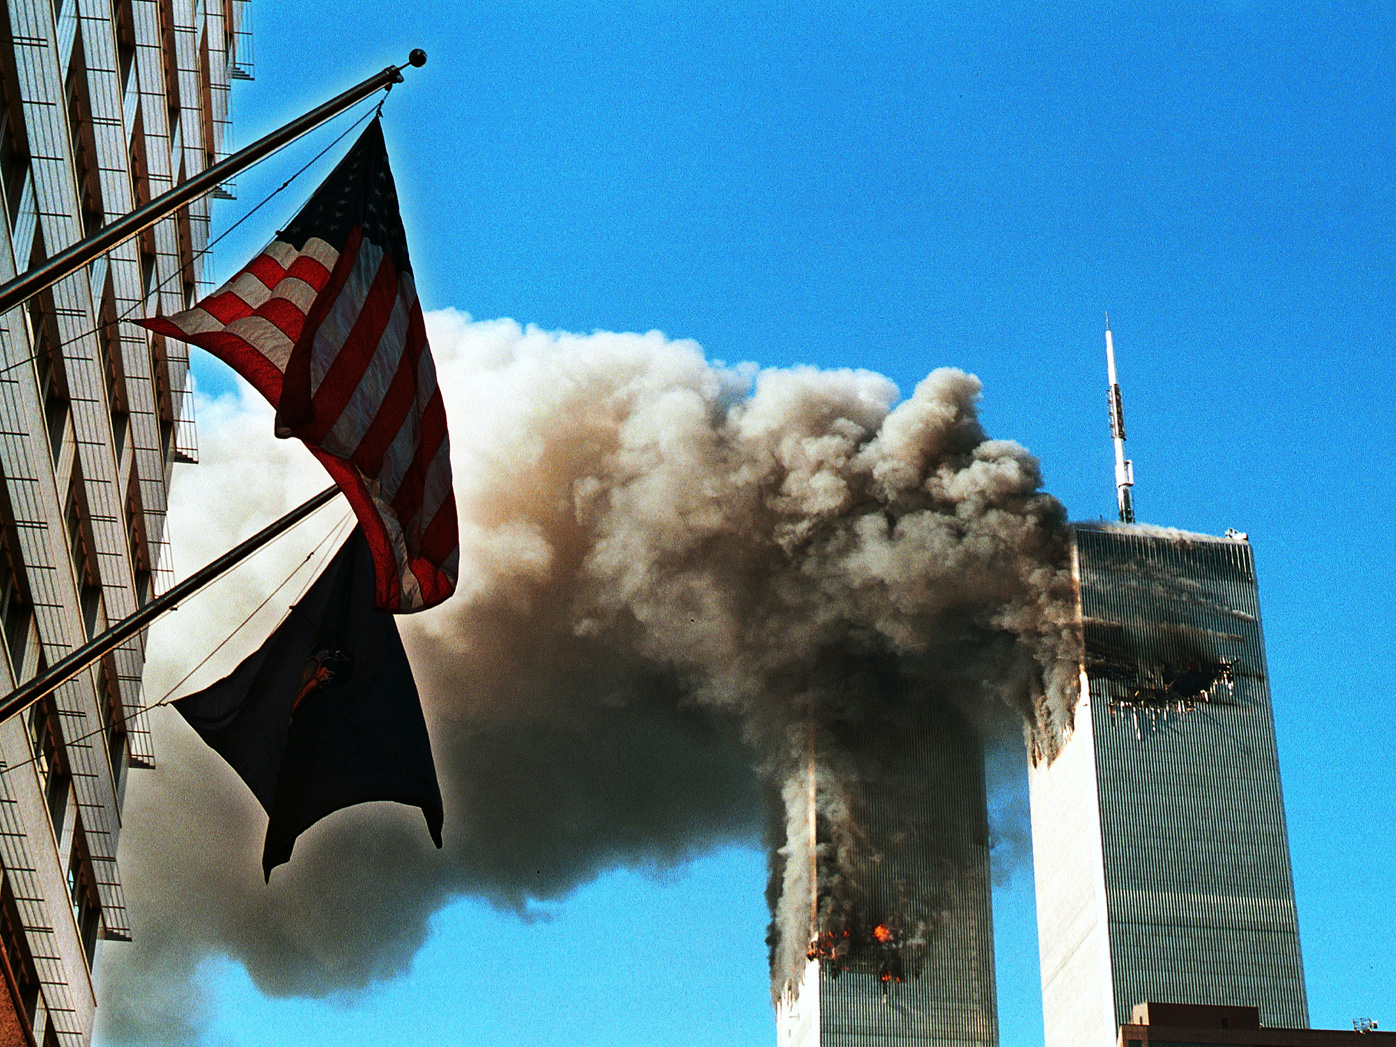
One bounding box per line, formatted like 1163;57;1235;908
1105;314;1135;523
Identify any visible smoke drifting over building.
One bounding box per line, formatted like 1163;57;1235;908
98;311;1078;1043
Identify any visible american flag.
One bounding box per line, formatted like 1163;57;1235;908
140;119;457;612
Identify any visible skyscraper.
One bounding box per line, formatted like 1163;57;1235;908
0;0;247;1041
775;704;999;1047
1028;522;1307;1047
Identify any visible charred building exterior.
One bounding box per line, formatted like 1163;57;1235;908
1028;523;1307;1047
0;0;248;1042
776;706;998;1047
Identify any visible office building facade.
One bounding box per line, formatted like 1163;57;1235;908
1029;523;1307;1047
776;703;998;1047
0;0;247;1041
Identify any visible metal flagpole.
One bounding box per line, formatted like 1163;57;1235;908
0;48;428;318
0;485;342;728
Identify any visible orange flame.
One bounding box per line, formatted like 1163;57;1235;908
872;924;893;943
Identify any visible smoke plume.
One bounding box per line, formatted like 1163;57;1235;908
96;311;1076;1042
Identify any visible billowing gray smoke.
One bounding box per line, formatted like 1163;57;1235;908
97;311;1077;1043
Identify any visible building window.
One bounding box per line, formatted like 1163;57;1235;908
66;842;99;967
129;108;152;212
198;26;216;168
0;108;27;235
26;291;69;468
0;872;41;1034
0;34;30;234
139;236;156;299
64;476;103;639
153;331;178;463
157;0;181;134
64;39;103;238
125;463;152;605
114;0;137;104
28;701;69;837
0;547;31;682
96;275;130;459
0;477;33;682
96;660;126;792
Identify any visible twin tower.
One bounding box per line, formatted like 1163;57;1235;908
775;335;1308;1047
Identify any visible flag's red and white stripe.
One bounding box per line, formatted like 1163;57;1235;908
141;166;458;612
149;238;336;404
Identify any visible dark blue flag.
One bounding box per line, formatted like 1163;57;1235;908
176;529;444;879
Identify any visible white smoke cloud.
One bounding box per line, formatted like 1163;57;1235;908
96;310;1075;1043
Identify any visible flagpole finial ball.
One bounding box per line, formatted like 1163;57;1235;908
409;49;427;68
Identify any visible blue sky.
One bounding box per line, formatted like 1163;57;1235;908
125;2;1396;1044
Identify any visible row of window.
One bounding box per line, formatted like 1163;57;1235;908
4;0;233;250
32;698;110;962
0;457;133;796
19;698;106;1044
0;560;126;1047
0;867;60;1047
18;280;170;604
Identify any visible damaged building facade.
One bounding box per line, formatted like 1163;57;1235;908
1028;523;1307;1047
775;708;998;1047
0;0;247;1042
